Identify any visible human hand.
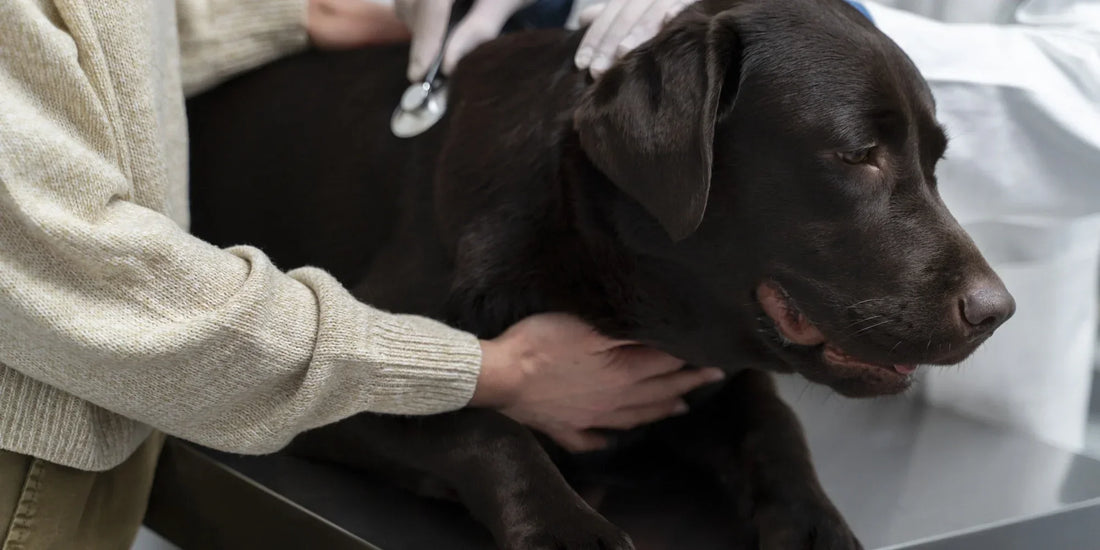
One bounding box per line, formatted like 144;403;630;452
307;0;412;50
472;313;725;452
574;0;696;77
395;0;536;81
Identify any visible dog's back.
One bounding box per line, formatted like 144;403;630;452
187;32;591;324
183;0;737;286
188;44;446;289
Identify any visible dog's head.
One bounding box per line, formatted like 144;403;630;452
574;0;1014;397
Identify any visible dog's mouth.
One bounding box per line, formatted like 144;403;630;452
756;282;916;392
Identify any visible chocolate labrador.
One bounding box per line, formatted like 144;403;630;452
186;0;1015;547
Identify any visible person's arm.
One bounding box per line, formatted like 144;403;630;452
177;0;415;96
1;3;481;455
1;2;721;456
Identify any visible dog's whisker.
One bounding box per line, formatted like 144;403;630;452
797;380;813;402
833;319;893;341
852;319;891;335
844;297;888;309
840;315;884;330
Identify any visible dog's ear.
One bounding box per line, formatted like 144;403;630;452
575;11;743;242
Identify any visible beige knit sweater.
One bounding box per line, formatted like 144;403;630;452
0;0;483;471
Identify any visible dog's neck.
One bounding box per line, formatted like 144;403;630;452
565;145;773;367
438;127;767;368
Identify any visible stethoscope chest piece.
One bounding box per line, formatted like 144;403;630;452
390;81;449;138
390;0;473;139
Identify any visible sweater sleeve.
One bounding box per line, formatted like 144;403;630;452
176;0;311;96
0;3;481;455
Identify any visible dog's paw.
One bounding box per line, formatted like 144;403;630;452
502;508;634;550
754;501;862;550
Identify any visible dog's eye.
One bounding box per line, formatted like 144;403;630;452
838;147;875;165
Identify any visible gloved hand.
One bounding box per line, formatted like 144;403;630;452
574;0;695;77
397;0;699;82
396;0;536;82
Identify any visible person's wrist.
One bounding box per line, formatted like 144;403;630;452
470;337;526;408
307;0;412;50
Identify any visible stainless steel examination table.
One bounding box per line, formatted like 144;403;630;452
145;377;1100;549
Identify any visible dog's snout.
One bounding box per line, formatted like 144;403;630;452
958;280;1015;335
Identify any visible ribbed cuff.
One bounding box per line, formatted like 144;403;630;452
0;365;151;471
288;267;483;417
362;313;483;414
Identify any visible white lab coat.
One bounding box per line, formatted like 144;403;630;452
864;0;1100;451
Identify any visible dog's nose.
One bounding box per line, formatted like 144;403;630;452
959;280;1015;335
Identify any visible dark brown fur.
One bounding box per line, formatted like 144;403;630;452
186;1;1013;547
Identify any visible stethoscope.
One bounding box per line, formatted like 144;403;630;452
390;0;476;138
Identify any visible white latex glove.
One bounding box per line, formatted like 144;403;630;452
574;0;695;77
395;0;535;81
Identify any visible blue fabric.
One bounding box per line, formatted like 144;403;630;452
844;0;874;23
504;0;575;32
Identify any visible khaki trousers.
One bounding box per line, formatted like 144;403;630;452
0;433;165;550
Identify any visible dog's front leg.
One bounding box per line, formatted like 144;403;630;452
669;369;862;549
289;408;634;550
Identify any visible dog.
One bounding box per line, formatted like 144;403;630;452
186;0;1015;547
